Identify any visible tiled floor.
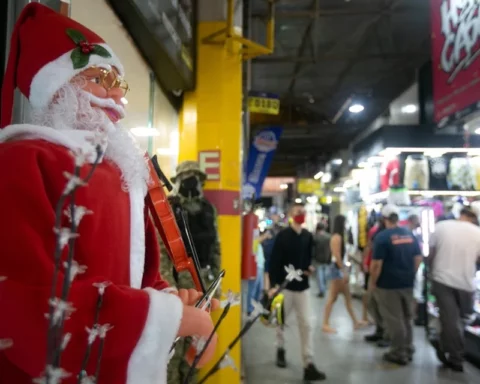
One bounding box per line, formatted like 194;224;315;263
243;290;480;384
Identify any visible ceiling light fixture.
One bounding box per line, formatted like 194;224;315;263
130;127;160;137
314;171;324;180
349;104;364;113
475;128;480;135
322;173;332;183
295;198;302;204
279;183;288;190
120;97;129;105
401;104;418;114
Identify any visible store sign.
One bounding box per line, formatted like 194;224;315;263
297;179;322;195
199;150;221;181
242;127;283;199
431;0;480;124
248;92;280;115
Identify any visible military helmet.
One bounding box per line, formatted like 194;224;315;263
171;160;207;183
260;292;285;327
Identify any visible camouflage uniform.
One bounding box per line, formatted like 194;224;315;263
159;161;222;384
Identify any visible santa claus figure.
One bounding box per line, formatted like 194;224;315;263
0;4;216;384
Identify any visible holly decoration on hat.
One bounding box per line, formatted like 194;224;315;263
66;28;112;70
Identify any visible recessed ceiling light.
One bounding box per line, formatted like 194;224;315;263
475;128;480;135
349;104;364;113
401;104;418;114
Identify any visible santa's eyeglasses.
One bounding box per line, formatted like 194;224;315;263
86;66;129;96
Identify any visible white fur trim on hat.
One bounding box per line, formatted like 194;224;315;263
29;43;124;111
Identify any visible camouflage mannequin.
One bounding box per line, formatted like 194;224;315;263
160;161;221;384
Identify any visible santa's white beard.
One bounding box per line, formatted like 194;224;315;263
29;82;149;192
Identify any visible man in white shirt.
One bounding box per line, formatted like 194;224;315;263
429;208;480;372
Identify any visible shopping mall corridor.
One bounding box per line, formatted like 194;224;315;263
243;290;480;384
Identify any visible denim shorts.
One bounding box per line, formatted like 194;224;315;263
329;264;344;280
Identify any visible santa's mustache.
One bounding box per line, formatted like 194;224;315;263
81;91;126;120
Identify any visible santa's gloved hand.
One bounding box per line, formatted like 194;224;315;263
177;306;218;367
173;288;220;310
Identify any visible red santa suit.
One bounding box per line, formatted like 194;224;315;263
0;4;185;384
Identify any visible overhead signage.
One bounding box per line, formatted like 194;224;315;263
248;91;280;115
431;0;480;125
243;127;283;199
297;179;322;195
199;150;221;181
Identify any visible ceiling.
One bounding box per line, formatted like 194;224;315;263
249;0;431;177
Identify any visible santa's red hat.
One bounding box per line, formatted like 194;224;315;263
1;3;124;128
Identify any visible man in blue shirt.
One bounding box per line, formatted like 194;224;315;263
369;205;423;365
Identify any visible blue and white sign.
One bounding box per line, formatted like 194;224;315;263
243;126;283;199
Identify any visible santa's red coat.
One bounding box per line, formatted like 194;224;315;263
0;125;182;384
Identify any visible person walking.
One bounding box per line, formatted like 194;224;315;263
364;217;389;346
369;205;423;365
313;223;331;298
247;230;271;315
322;215;366;333
429;207;480;372
268;203;326;382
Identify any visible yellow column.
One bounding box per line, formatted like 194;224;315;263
178;16;243;384
178;92;197;163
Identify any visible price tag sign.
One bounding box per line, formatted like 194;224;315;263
248;92;280;115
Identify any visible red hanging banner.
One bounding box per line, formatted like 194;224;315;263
431;0;480;124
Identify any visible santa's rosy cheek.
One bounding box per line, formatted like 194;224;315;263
82;83;108;99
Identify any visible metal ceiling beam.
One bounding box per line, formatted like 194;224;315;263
252;52;427;63
285;0;318;95
252;123;366;131
252;8;391;19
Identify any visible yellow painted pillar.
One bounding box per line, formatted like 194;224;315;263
177;5;243;384
178;92;197;163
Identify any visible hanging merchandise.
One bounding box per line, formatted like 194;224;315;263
404;155;429;190
415;199;444;219
451;198;466;219
380;156;400;191
359;165;381;199
367;210;378;230
448;157;477;191
471;201;480;218
428;156;449;190
470;156;480;190
357;205;368;249
387;185;411;206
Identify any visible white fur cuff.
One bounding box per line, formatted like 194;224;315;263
127;288;183;384
161;287;178;294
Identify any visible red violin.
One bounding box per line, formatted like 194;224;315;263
145;154;206;293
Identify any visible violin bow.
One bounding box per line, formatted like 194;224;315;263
150;155;207;294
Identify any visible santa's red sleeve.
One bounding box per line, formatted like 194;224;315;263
0;141;182;384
